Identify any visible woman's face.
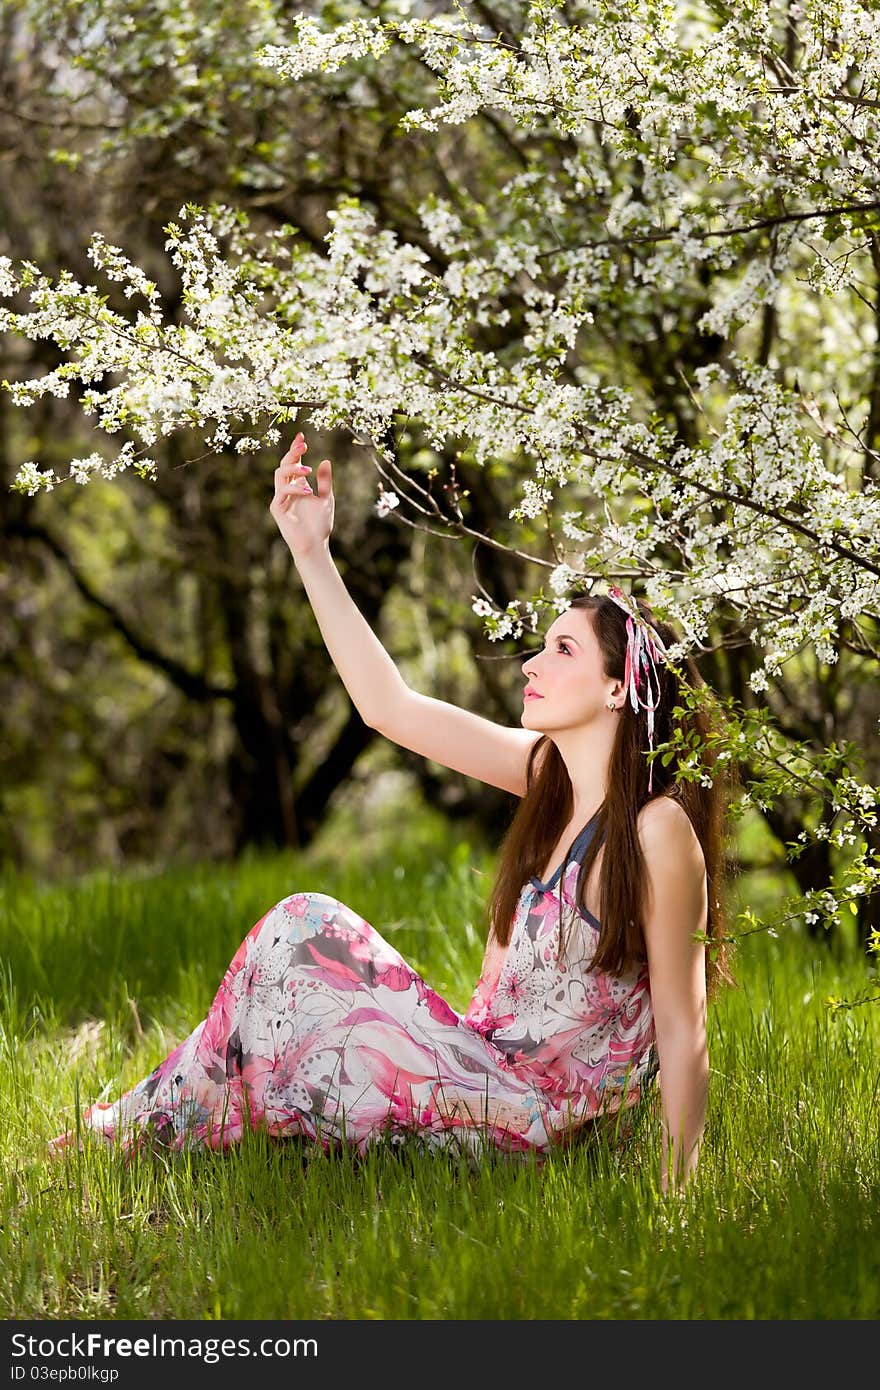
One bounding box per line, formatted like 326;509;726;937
520;606;620;732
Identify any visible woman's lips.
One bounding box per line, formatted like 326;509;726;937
523;692;543;700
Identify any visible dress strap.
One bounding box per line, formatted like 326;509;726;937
529;807;604;893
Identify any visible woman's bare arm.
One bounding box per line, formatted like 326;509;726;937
638;797;710;1194
271;436;540;796
369;685;541;797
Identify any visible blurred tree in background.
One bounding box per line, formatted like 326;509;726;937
0;0;531;870
0;1;877;967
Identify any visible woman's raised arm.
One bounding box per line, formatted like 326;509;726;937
270;434;540;796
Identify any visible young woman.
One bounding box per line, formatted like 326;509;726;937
49;433;734;1193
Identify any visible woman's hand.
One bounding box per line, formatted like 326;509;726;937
270;432;335;565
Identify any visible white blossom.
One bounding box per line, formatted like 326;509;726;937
375;489;400;518
471;597;494;617
549;563;580;597
2;0;879;786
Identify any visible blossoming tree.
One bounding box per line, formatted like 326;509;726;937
1;0;878;997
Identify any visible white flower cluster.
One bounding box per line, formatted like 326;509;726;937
0;256;17;298
549;563;580;597
257;18;391;81
1;1;878;715
416;198;469;256
14;461;55;496
698;253;783;338
508;476;555;522
831;779;879;828
375;489;400;519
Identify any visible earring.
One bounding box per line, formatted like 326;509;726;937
607;700;616;711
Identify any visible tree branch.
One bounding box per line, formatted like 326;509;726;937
536;199;880;260
9;521;233;701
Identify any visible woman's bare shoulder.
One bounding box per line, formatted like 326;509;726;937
637;796;705;870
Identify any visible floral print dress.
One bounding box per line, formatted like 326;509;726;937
50;812;658;1160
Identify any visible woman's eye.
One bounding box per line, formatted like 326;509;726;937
557;643;570;655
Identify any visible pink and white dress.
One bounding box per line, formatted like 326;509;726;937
50;812;658;1160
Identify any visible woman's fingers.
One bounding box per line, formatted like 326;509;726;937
274;436;333;508
315;458;332;497
284;431;306;455
275;434;308;493
277;433;306;473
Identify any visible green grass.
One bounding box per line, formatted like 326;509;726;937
1;818;878;1320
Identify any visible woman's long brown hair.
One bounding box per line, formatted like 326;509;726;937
483;594;737;999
